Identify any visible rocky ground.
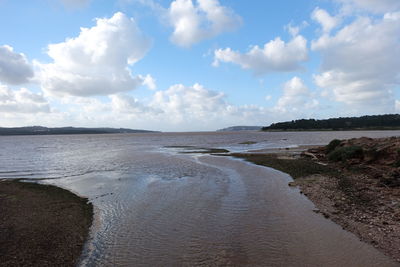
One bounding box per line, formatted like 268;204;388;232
0;180;93;266
232;136;400;263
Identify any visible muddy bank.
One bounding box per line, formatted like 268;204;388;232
231;136;400;263
0;180;93;266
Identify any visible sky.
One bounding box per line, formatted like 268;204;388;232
0;0;399;131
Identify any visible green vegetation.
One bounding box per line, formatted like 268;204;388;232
327;146;363;162
262;114;400;131
231;153;338;179
326;139;341;154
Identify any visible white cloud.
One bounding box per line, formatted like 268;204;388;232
102;82;321;131
285;21;308;37
396;100;400;112
336;0;400;14
0;84;49;113
0;45;34;85
140;74;157;90
312;14;400;113
110;94;156;114
384;12;400;20
150;83;229;123
213;35;308;75
311;7;340;33
168;0;242;47
39;12;151;97
64;83;270;131
274;77;318;113
0;80;325;131
287;25;300;37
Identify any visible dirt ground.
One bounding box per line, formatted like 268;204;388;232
0;180;93;267
294;172;400;263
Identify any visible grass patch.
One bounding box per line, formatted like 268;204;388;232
230;153;338;179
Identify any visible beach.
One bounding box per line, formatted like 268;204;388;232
0;180;92;266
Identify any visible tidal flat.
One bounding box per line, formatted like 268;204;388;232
230;137;400;263
0;180;92;267
1;131;400;266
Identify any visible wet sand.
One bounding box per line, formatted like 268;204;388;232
2;132;400;266
0;180;92;267
199;156;398;266
68;151;398;266
231;139;400;264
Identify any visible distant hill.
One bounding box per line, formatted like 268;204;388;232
262;114;400;131
217;126;262;132
0;126;158;136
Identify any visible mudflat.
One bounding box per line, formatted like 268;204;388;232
0;180;93;267
231;136;400;263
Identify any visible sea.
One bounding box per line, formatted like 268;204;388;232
1;130;399;266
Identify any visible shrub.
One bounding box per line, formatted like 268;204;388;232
328;146;363;162
326;139;341;154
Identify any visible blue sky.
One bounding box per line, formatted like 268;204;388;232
0;0;399;131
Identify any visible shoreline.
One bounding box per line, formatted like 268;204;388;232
0;179;93;266
228;138;400;263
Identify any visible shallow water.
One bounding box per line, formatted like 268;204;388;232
1;131;400;266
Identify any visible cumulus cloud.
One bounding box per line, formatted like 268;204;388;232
213;35;308;75
311;7;340;33
168;0;242;47
140;74;157;90
39;12;151;97
285;21;309;37
0;45;34;85
336;0;400;14
312;13;400;113
150;83;229;123
102;82;323;130
0;84;50;113
110;94;157;114
0;80;325;131
274;77;318;113
106;83;321;131
70;83;269;131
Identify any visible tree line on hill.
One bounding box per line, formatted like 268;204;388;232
262;114;400;131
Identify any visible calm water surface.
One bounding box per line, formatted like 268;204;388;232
1;131;400;266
